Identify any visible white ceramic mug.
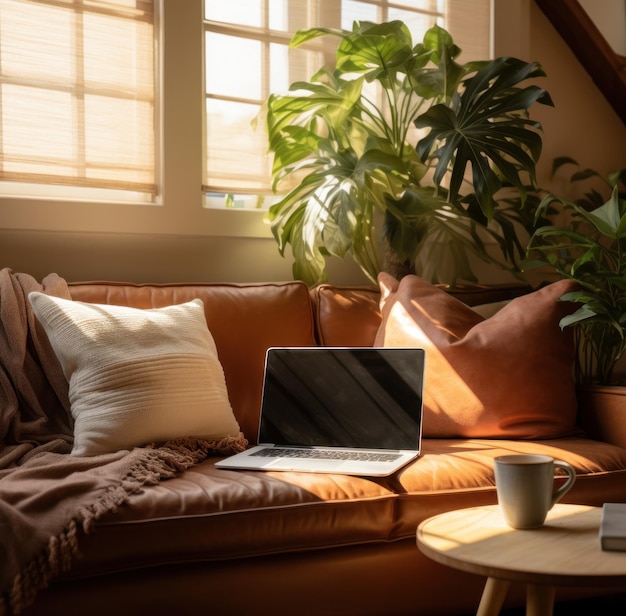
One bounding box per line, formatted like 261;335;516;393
494;454;576;529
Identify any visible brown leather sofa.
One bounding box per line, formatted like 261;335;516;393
23;279;626;616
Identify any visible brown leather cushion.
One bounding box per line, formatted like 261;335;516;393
375;273;579;439
65;436;626;579
311;284;381;346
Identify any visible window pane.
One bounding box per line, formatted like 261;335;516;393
205;0;263;27
206;33;262;100
446;0;491;61
388;8;443;38
392;0;442;10
2;85;74;167
84;13;154;94
269;43;290;94
269;42;324;93
269;0;288;30
85;96;154;183
1;1;72;82
206;99;268;191
341;0;377;27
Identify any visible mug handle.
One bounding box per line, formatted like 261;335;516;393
551;460;576;507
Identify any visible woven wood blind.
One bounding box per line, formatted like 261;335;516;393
0;0;156;196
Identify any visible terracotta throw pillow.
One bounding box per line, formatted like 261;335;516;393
375;273;578;439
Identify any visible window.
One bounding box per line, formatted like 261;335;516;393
0;0;491;236
203;0;491;209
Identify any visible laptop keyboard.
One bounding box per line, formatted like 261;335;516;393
250;447;402;462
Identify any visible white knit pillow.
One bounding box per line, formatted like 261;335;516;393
29;292;240;456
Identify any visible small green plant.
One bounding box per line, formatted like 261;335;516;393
265;21;552;286
525;159;626;385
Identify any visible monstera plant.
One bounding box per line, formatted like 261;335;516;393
265;21;553;286
525;159;626;385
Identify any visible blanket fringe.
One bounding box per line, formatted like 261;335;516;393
9;521;80;615
81;434;248;533
5;432;248;615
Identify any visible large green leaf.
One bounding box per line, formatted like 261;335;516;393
583;186;624;237
266;138;392;284
335;21;414;82
411;24;466;102
415;57;553;219
559;304;598;329
267;76;363;143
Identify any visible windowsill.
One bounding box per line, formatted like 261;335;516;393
0;196;273;240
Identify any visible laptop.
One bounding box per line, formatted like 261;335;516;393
215;347;425;476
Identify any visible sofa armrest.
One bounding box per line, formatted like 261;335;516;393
577;386;626;449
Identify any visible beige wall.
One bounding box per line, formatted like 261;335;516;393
495;0;625;193
579;0;626;55
1;0;624;285
0;228;367;285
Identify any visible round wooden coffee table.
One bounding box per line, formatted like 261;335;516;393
417;504;626;616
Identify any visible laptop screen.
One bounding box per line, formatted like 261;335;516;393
258;347;424;451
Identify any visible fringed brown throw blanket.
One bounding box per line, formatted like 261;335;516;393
0;269;247;615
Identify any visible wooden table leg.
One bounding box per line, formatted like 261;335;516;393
476;577;511;616
526;584;555;616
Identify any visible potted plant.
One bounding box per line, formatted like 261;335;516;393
524;159;626;386
524;158;626;386
265;20;553;286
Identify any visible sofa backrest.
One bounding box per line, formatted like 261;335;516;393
69;279;531;442
310;281;532;347
311;284;381;347
69;281;317;441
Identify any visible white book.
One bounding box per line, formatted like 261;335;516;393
600;503;626;551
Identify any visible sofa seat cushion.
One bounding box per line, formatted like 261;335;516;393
391;437;626;538
68;281;317;441
63;437;626;580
